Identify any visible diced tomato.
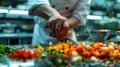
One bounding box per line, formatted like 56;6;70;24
29;44;34;49
69;46;76;51
15;49;22;58
72;45;77;48
82;50;90;58
34;50;42;57
63;48;69;54
99;52;106;59
113;50;120;59
27;51;34;59
22;53;28;61
9;53;13;59
76;45;84;52
116;45;120;51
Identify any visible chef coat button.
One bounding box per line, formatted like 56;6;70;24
52;5;55;8
49;32;55;37
45;25;48;28
65;7;69;10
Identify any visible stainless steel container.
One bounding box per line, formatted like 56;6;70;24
88;29;110;42
1;23;17;33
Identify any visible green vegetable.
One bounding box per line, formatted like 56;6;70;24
41;54;47;59
45;49;50;53
103;58;108;63
51;48;56;51
81;57;85;62
0;44;15;57
109;57;114;61
51;50;56;55
58;50;64;54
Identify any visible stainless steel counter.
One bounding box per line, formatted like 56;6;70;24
0;56;34;67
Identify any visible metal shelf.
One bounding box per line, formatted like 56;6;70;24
0;33;32;38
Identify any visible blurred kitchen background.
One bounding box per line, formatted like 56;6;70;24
0;0;120;45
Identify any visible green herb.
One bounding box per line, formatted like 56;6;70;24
109;57;114;61
58;50;64;54
45;49;50;53
51;48;56;51
81;57;85;62
34;45;38;48
103;58;108;63
0;44;15;57
41;54;47;59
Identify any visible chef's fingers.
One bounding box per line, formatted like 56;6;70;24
59;21;69;41
49;20;57;36
55;19;62;38
47;22;52;30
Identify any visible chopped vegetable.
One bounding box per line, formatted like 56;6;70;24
0;44;15;57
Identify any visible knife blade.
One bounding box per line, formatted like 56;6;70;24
49;32;78;45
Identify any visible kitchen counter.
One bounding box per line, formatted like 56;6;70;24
0;45;34;67
1;42;120;67
0;57;34;67
1;58;120;67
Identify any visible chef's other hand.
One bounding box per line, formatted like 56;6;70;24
48;16;69;41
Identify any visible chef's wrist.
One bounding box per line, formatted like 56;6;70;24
67;21;73;29
30;4;61;20
68;16;81;29
48;15;61;22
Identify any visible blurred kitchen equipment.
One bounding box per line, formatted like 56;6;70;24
88;29;110;42
0;24;2;32
17;5;27;10
1;23;17;33
90;0;106;10
21;24;34;32
91;11;106;16
109;31;120;43
75;25;89;41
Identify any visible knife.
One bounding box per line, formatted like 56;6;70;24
49;32;78;45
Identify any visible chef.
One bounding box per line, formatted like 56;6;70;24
28;0;91;45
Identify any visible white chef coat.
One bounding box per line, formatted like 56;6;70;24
28;0;90;45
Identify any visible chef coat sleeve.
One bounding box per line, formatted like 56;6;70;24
72;0;91;25
28;0;50;16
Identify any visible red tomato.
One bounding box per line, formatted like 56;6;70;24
113;50;119;59
72;45;77;48
116;46;120;51
22;50;28;54
82;50;90;58
28;51;34;59
15;49;22;58
22;53;28;61
13;53;19;60
76;45;84;52
9;53;13;59
90;50;95;56
99;52;106;59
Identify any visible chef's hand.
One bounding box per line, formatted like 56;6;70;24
48;16;69;41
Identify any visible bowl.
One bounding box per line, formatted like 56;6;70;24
1;23;17;33
109;31;120;43
88;29;110;42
